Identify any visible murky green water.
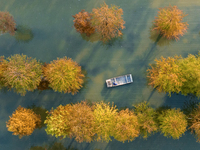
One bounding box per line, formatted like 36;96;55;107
0;0;200;149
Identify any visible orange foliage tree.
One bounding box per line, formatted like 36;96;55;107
6;106;41;138
91;2;125;42
153;5;188;40
0;11;16;35
43;57;84;94
72;10;95;36
68;101;96;142
0;56;7;88
113;109;139;142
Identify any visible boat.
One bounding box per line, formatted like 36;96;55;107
106;74;133;87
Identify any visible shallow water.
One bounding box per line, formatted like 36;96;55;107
0;0;200;149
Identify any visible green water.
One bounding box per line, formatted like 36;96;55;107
0;0;200;149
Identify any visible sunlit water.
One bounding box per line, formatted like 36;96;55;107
0;0;200;149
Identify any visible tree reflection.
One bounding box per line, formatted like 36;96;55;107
30;142;78;150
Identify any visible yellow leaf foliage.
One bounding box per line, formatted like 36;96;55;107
43;57;84;94
68;101;96;143
6;106;41;138
45;104;72;138
45;101;96;143
113;109;139;142
147;55;185;96
93;102;118;142
91;2;125;42
153;5;188;40
158;108;187;139
134;102;158;138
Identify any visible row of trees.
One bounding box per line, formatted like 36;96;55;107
0;5;188;42
0;54;84;95
73;4;188;42
147;52;200;98
6;101;200;143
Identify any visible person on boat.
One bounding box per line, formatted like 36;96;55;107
113;82;117;85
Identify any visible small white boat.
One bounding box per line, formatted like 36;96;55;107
106;74;133;87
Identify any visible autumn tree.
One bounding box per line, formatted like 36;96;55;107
43;57;84;94
6;106;41;138
68;101;96;142
2;54;42;96
0;56;7;89
133;102;158;138
45;104;72;138
91;2;125;42
0;11;16;35
153;5;188;40
147;55;184;96
72;10;95;36
147;53;200;97
158;108;187;139
178;54;200;97
189;104;200;142
93;101;118;142
112;108;139;142
45;101;96;143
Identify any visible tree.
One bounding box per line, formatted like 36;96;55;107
147;53;200;97
68;101;96;142
158;108;187;139
45;104;73;138
93;101;118;142
0;11;16;35
44;101;96;143
6;106;41;138
72;10;95;36
189;104;200;142
43;57;84;94
178;54;200;97
113;108;139;142
91;2;125;42
3;54;42;96
133;102;158;138
153;5;188;40
147;55;184;96
0;56;7;89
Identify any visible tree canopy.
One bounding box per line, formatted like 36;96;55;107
0;11;16;35
153;5;188;40
43;57;84;94
6;106;41;138
91;2;125;42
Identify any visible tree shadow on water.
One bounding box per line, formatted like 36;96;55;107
14;25;34;43
149;26;175;47
79;68;90;93
27;104;48;129
30;141;78;150
80;32;100;43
